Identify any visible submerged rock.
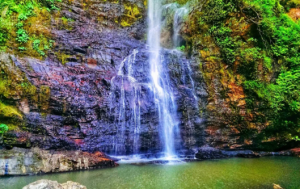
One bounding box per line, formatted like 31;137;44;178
0;148;117;176
23;180;87;189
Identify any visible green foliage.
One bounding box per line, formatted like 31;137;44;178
197;0;300;143
16;28;29;43
241;0;300;139
0;123;8;135
0;32;6;44
293;136;300;141
200;0;237;23
209;24;237;65
33;39;45;56
45;0;62;10
0;0;60;56
18;46;27;51
177;45;186;51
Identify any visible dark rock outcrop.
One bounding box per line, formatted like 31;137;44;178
195;146;227;160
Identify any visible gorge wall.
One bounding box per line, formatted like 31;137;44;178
0;0;206;155
0;0;299;155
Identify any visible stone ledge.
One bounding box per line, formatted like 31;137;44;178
0;147;117;176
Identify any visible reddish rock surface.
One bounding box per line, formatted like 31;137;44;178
290;148;300;157
288;8;300;21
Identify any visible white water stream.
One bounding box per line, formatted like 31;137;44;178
148;0;179;158
109;1;197;160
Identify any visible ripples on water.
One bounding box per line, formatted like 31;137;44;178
1;157;300;189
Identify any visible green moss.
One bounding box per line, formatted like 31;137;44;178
55;51;71;65
120;3;142;27
0;101;22;119
0;0;60;58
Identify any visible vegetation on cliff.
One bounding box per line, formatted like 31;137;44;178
0;123;8;136
0;0;299;151
0;0;60;57
186;0;300;149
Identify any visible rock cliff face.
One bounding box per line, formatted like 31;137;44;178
0;0;207;155
1;0;298;158
181;0;300;151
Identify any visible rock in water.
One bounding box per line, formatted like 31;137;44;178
23;180;63;189
23;180;87;189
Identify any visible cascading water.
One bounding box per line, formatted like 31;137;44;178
108;0;203;160
172;4;197;102
148;0;180;158
109;49;142;155
170;2;201;150
173;6;189;48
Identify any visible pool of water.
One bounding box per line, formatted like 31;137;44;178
1;157;300;189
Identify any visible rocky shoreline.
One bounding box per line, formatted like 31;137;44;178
1;146;299;176
0;147;117;176
195;146;300;160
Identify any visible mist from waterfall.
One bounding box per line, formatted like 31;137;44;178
148;0;179;158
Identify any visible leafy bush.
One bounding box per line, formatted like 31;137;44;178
16;29;29;43
241;0;300;139
0;124;8;135
196;0;300;144
0;32;6;44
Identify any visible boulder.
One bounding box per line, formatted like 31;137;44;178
23;180;63;189
23;180;86;189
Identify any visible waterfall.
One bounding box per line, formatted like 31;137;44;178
110;50;142;155
107;0;201;158
148;0;180;158
173;7;189;48
171;3;201;149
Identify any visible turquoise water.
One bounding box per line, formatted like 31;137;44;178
1;157;300;189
